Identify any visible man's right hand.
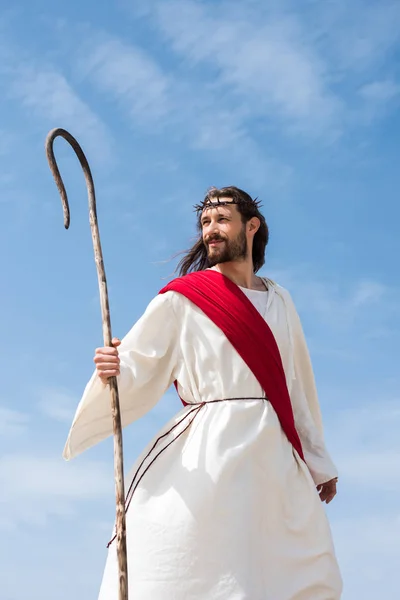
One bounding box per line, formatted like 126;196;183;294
93;337;121;384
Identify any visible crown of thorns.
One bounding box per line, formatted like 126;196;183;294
194;195;262;214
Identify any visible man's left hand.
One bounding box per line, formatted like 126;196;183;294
317;478;338;504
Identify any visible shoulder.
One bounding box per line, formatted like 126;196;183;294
264;278;300;316
143;290;176;316
264;278;293;301
145;288;188;317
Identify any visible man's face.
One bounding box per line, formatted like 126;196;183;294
200;199;248;266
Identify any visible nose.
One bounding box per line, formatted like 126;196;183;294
206;219;220;237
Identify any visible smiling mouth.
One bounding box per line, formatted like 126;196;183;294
208;239;225;247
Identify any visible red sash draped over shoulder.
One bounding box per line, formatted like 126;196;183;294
159;270;304;461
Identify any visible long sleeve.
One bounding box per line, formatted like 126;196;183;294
279;288;338;486
63;291;180;460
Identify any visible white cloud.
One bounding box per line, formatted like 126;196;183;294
358;79;400;123
338;450;400;490
130;0;400;138
79;36;171;125
332;513;400;600
350;280;387;307
145;0;342;137
74;28;290;187
1;454;111;499
360;79;400;102
0;392;183;532
0;453;113;529
0;129;18;158
37;387;78;423
323;395;400;598
327;398;400;492
322;0;400;72
267;266;391;328
8;66;112;163
0;406;29;436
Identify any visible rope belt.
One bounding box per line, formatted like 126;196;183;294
107;396;266;548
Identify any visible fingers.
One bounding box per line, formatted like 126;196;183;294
94;338;121;356
94;339;121;382
97;364;120;383
97;362;120;371
95;346;119;357
318;480;338;504
99;371;120;384
317;483;330;501
323;487;336;504
94;355;120;365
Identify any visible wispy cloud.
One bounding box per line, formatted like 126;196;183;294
0;24;116;227
37;387;78;423
325;394;400;598
360;80;400;103
0;129;18;158
358;79;400;123
74;28;291;187
351;280;387;307
321;0;400;72
0;406;29;436
141;0;342;138
130;0;400;139
332;513;400;600
0;453;112;529
267;266;390;328
326;396;400;493
8;66;112;163
79;36;171;126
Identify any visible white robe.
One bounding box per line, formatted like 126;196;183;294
64;278;342;600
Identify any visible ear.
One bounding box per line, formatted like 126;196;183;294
247;216;260;236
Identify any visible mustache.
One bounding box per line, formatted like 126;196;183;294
205;235;226;244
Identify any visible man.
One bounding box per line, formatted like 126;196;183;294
64;186;342;599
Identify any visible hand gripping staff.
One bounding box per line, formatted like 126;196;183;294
45;128;128;600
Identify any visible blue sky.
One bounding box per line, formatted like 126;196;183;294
1;0;399;598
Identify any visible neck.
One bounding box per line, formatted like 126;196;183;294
210;260;261;290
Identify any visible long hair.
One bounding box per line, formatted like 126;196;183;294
176;186;269;276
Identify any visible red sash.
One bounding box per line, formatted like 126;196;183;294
159;270;304;460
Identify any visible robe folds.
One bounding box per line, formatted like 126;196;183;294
64;272;342;600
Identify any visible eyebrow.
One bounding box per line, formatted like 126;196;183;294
200;210;231;223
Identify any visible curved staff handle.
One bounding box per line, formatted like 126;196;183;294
45;128;128;600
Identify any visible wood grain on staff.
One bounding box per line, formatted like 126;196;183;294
45;128;128;600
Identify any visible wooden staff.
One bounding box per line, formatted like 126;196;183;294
45;128;128;600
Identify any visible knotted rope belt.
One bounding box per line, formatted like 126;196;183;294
107;396;266;548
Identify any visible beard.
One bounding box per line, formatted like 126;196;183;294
205;226;248;267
